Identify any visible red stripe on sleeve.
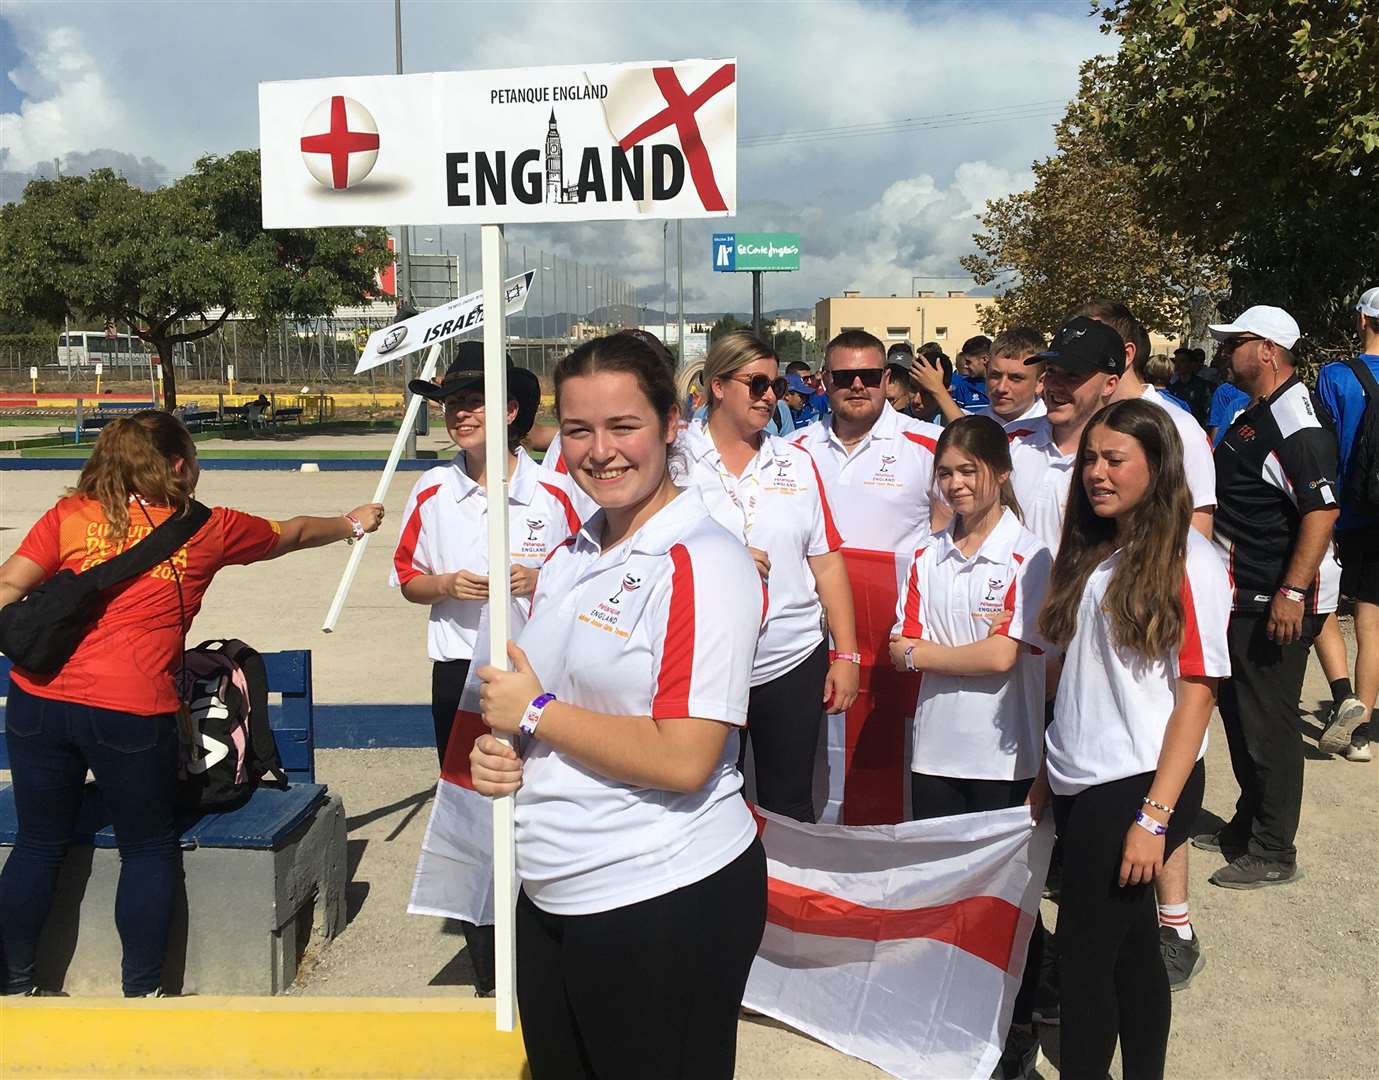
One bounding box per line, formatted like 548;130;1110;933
652;544;697;719
903;430;938;453
805;451;844;550
1179;573;1207;676
538;480;581;536
392;484;441;584
1006;428;1034;443
994;551;1023;638
901;549;926;638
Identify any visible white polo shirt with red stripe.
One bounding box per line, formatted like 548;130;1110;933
681;420;842;685
1045;529;1232;795
790;402;943;553
390;448;579;662
891;509;1053;781
514;487;761;915
968;397;1047;432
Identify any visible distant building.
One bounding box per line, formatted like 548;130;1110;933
815;291;990;351
773;317;816;342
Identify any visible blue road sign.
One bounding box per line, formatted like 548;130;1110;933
712;232;736;272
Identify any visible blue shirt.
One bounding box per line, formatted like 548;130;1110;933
1317;354;1379;527
1208;382;1251;448
948;373;989;409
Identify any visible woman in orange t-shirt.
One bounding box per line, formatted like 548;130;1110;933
0;411;383;997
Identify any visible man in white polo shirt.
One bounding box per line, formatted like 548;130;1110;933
909;326;1049;433
791;329;945;824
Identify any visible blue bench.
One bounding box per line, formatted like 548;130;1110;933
0;651;346;994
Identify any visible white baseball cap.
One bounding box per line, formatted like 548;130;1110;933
1208;305;1301;349
1356;287;1379;318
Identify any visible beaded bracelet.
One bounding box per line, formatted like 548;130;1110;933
1142;797;1174;817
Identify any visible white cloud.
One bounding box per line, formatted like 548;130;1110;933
0;25;124;170
0;0;1108;312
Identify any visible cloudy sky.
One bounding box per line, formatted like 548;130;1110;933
0;0;1111;315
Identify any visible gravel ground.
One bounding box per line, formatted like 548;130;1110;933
2;463;1375;1078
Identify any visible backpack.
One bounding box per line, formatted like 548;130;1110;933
176;638;289;812
1340;356;1379;518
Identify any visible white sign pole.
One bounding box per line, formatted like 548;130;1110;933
320;341;443;633
482;224;518;1032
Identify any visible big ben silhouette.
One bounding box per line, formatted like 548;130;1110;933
545;110;563;204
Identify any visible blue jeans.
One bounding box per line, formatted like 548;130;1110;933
0;681;180;996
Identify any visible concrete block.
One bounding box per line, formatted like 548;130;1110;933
0;793;347;996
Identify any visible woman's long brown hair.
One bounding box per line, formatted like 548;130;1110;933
72;410;197;541
1038;399;1192;657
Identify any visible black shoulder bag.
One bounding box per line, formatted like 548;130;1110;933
0;500;213;675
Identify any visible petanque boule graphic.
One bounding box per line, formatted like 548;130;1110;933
300;94;379;190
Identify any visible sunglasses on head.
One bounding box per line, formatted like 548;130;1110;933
729;373;788;399
828;367;886;388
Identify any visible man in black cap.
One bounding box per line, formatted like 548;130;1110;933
1008;316;1125;555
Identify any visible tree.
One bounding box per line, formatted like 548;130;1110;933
709;313;748;341
0;151;391;407
962;90;1227;337
1088;0;1379;352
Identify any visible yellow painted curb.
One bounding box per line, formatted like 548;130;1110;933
0;996;528;1078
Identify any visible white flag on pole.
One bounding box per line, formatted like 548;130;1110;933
354;270;534;374
745;806;1052;1080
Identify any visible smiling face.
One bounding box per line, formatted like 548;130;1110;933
1082;423;1152;521
711;355;780;435
935;445;1005;521
557;370;678;514
443;387;517;453
1043;365;1117;431
986;353;1043;420
824;345;888;429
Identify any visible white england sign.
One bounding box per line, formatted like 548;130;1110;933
354;270;534;374
259;58;737;228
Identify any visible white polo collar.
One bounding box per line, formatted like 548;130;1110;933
445;446;539;505
574;486;710;560
820;400;902;452
933;506;1024;567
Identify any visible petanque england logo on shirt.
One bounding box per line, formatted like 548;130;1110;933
766;457;800;494
865;454;903;490
512;517;548;559
978;575;1009;615
577;574;642;638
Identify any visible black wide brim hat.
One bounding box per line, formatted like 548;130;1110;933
409;342;542;439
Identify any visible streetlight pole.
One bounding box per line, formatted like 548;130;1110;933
394;0;416;459
676;220;685;370
662;222;668;342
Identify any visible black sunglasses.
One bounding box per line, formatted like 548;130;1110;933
1221;334;1264;354
729;373;788;399
827;367;886;388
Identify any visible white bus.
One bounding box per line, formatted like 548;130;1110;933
57;331;156;367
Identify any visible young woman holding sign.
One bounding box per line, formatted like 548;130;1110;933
470;333;767;1079
1036;399;1230;1080
682;330;858;822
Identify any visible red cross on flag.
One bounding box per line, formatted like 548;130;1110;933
300;95;380;190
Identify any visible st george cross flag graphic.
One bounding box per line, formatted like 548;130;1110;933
745;807;1053;1080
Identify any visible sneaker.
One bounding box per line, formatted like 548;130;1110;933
1209;853;1300;890
1159;925;1205;992
1190;829;1244;857
23;987;68;997
1344;736;1372;763
991;1023;1040;1080
1318;696;1368;755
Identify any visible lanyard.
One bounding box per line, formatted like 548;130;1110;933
711;456;761;539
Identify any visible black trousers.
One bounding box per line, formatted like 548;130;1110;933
431;658;494;994
910;773;1043;1028
1052;761;1205;1080
516;838;767;1080
430;658;471;768
739;640;828;823
1217;611;1322;864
